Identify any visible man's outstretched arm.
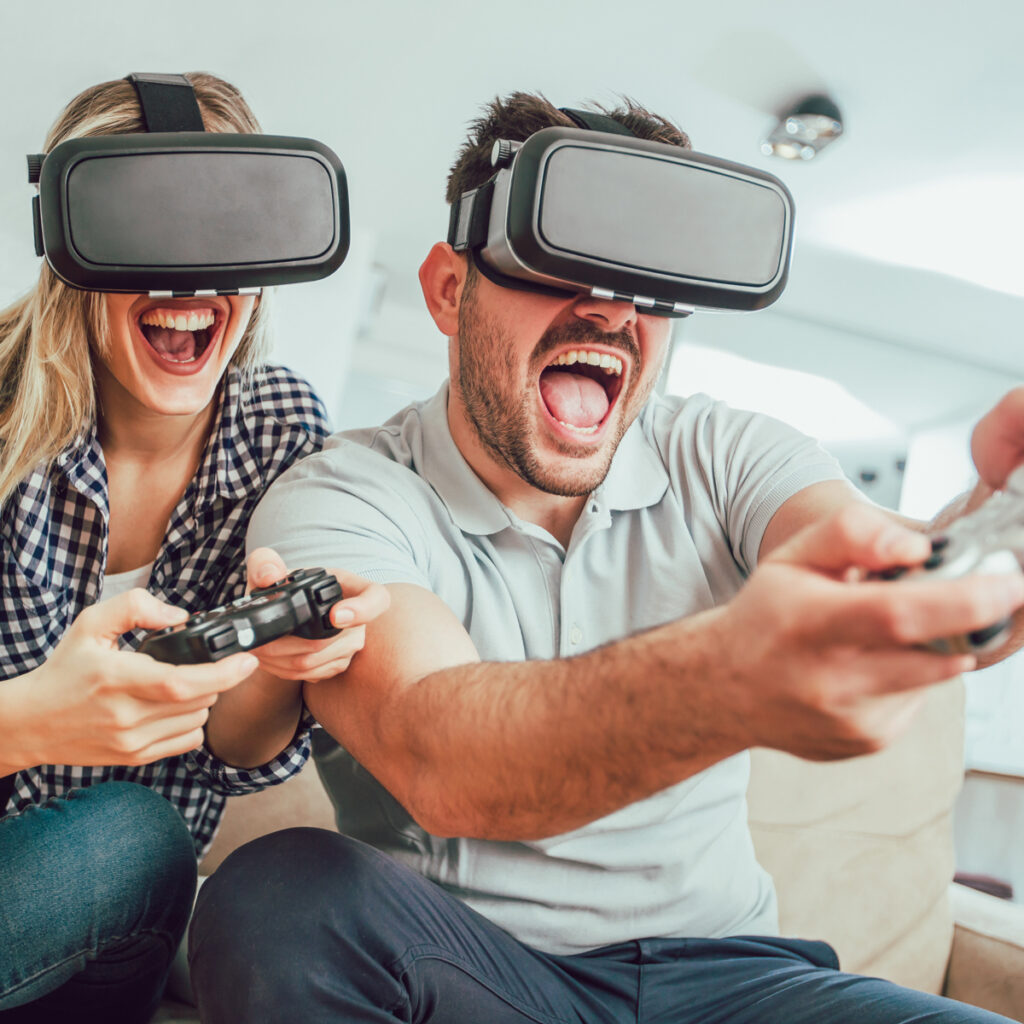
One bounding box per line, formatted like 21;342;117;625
305;502;1022;841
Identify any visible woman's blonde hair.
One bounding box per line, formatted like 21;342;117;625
0;72;273;509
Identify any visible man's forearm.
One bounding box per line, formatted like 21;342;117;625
307;607;749;841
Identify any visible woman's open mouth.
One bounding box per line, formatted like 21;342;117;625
136;306;223;371
538;347;625;440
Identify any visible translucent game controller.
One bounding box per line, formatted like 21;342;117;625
876;466;1024;654
138;568;343;664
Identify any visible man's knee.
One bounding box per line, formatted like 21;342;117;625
190;829;400;962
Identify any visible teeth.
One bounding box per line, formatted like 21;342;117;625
557;420;600;435
139;308;216;331
551;349;622;376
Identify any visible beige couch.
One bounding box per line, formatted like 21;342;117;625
156;678;1024;1022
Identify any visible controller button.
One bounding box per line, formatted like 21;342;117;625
877;566;908;580
968;620;1011;649
208;628;236;652
236;626;256;648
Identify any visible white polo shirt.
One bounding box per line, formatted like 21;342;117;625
247;383;845;954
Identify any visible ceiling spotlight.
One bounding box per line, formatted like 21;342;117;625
761;94;843;161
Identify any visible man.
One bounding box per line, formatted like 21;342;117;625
190;94;1024;1023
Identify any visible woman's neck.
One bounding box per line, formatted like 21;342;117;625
94;362;217;466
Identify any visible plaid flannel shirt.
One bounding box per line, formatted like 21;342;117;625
1;365;330;856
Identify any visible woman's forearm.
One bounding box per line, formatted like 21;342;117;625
203;667;304;768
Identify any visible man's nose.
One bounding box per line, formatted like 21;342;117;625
571;294;639;334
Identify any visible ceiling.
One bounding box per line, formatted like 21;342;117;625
1;0;1021;421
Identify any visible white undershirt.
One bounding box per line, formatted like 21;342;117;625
102;562;154;600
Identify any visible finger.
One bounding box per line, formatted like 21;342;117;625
325;575;391;629
78;589;190;644
246;547;290;592
296;655;360;682
121;651;260;701
842;648;976;696
124;724;210;765
971;388;1024;488
770;503;930;576
251;633;338;658
840;571;1024;649
133;691;220;724
257;628;365;678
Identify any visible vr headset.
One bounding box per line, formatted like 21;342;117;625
28;73;349;295
447;108;795;316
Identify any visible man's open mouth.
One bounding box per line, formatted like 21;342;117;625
538;348;625;436
137;307;221;365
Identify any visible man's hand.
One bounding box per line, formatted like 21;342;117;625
244;547;390;682
972;387;1024;491
716;503;1024;760
3;590;258;772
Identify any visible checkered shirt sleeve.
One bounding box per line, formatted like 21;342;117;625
0;365;330;856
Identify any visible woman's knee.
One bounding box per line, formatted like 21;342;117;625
66;782;197;907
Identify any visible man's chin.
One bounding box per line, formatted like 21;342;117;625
520;446;616;498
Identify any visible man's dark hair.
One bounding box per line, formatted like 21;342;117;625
445;92;691;204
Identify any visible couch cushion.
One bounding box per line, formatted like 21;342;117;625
747;678;964;994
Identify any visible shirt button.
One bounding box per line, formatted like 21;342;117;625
570;626;583;645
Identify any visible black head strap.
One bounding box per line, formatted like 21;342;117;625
127;73;204;132
559;107;636;137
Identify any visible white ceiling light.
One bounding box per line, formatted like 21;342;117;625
762;94;843;161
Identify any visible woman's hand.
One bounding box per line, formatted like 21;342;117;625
244;548;391;682
2;590;258;772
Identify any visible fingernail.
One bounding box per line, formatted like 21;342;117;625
332;607;355;626
257;564;276;580
237;655;259;674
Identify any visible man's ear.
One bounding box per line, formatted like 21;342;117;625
419;242;467;337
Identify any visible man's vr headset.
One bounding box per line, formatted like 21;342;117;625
28;73;349;295
447;108;795;317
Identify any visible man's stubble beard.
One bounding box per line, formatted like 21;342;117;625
455;283;660;498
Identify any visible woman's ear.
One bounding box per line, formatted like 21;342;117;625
418;243;467;337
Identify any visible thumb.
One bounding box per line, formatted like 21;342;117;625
769;503;930;575
86;588;190;643
247;546;290;592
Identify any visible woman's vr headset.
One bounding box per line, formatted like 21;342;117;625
28;73;349;295
447;108;795;317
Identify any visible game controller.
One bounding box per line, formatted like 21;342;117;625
138;568;343;664
876;466;1024;654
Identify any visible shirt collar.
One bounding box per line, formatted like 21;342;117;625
417;383;516;536
417;383;669;534
196;367;266;506
594;402;670;513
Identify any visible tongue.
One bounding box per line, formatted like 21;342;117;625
144;326;196;362
539;369;609;428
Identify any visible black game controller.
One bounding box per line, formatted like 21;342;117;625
875;466;1024;654
138;568;343;664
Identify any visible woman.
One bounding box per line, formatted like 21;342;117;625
0;73;386;1023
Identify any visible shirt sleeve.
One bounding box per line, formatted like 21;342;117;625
246;438;436;590
181;709;317;795
655;394;848;576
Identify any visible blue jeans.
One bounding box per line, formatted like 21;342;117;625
0;781;196;1023
190;828;1017;1024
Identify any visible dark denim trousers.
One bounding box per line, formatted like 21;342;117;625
190;828;1016;1024
0;781;196;1023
